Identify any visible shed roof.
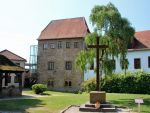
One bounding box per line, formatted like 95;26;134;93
0;55;24;72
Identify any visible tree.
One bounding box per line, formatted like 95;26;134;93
76;3;135;79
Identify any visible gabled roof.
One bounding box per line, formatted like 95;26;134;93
0;49;26;62
129;30;150;50
38;17;90;40
0;55;24;72
134;30;150;48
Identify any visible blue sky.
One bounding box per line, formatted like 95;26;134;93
0;0;150;62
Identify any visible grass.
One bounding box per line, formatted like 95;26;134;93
0;90;149;113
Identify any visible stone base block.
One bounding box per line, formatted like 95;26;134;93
90;91;106;104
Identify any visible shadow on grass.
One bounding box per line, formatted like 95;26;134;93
0;98;45;112
110;98;150;113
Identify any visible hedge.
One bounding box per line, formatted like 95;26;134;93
83;71;150;94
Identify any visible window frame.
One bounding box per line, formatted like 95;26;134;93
148;56;150;68
64;81;72;87
58;41;62;49
74;42;79;48
66;42;71;48
134;58;141;69
48;80;54;87
49;43;55;49
43;43;49;50
48;62;54;70
66;61;72;70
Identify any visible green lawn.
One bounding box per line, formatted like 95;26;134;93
0;90;149;113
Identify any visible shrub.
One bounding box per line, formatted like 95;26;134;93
81;77;96;92
84;71;150;94
32;84;47;94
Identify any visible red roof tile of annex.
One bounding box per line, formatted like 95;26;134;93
134;30;150;48
0;49;26;62
38;17;90;40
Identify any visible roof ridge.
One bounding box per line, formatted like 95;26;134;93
135;30;150;33
40;17;85;34
51;17;85;22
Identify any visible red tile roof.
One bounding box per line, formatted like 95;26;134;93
38;17;90;40
129;30;150;49
0;49;26;62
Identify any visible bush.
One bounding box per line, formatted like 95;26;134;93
32;84;47;94
84;71;150;94
81;77;96;92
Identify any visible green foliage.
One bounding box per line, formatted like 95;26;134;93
84;71;150;94
32;84;47;94
103;71;150;94
81;77;96;92
75;2;135;75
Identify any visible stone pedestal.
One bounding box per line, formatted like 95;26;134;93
90;91;106;104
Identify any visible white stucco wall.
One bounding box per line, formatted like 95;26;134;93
115;49;150;73
84;49;150;80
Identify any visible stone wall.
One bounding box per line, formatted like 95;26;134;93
37;38;85;91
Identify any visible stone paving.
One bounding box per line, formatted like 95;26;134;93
61;105;137;113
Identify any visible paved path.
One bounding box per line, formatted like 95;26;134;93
62;105;136;113
0;93;65;100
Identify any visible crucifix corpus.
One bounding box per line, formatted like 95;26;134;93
88;36;108;91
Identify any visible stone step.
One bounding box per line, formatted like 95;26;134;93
101;107;117;112
85;103;114;108
85;104;95;108
79;105;100;112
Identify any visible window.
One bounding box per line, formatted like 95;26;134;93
64;81;68;86
43;43;49;49
134;58;141;69
90;63;94;70
69;81;72;86
48;62;54;70
58;41;62;49
148;57;150;68
74;42;79;48
64;81;72;87
48;81;54;87
49;43;55;49
66;42;71;48
66;61;72;70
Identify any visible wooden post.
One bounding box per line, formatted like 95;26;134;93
18;73;22;96
96;36;100;91
0;72;2;96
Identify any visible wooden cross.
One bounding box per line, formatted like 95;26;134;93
88;36;108;91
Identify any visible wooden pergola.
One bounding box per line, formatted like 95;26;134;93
0;55;25;97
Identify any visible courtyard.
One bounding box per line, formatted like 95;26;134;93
0;89;149;113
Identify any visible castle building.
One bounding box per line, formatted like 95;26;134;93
37;17;90;91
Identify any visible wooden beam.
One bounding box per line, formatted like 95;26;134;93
18;73;22;96
0;72;2;95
